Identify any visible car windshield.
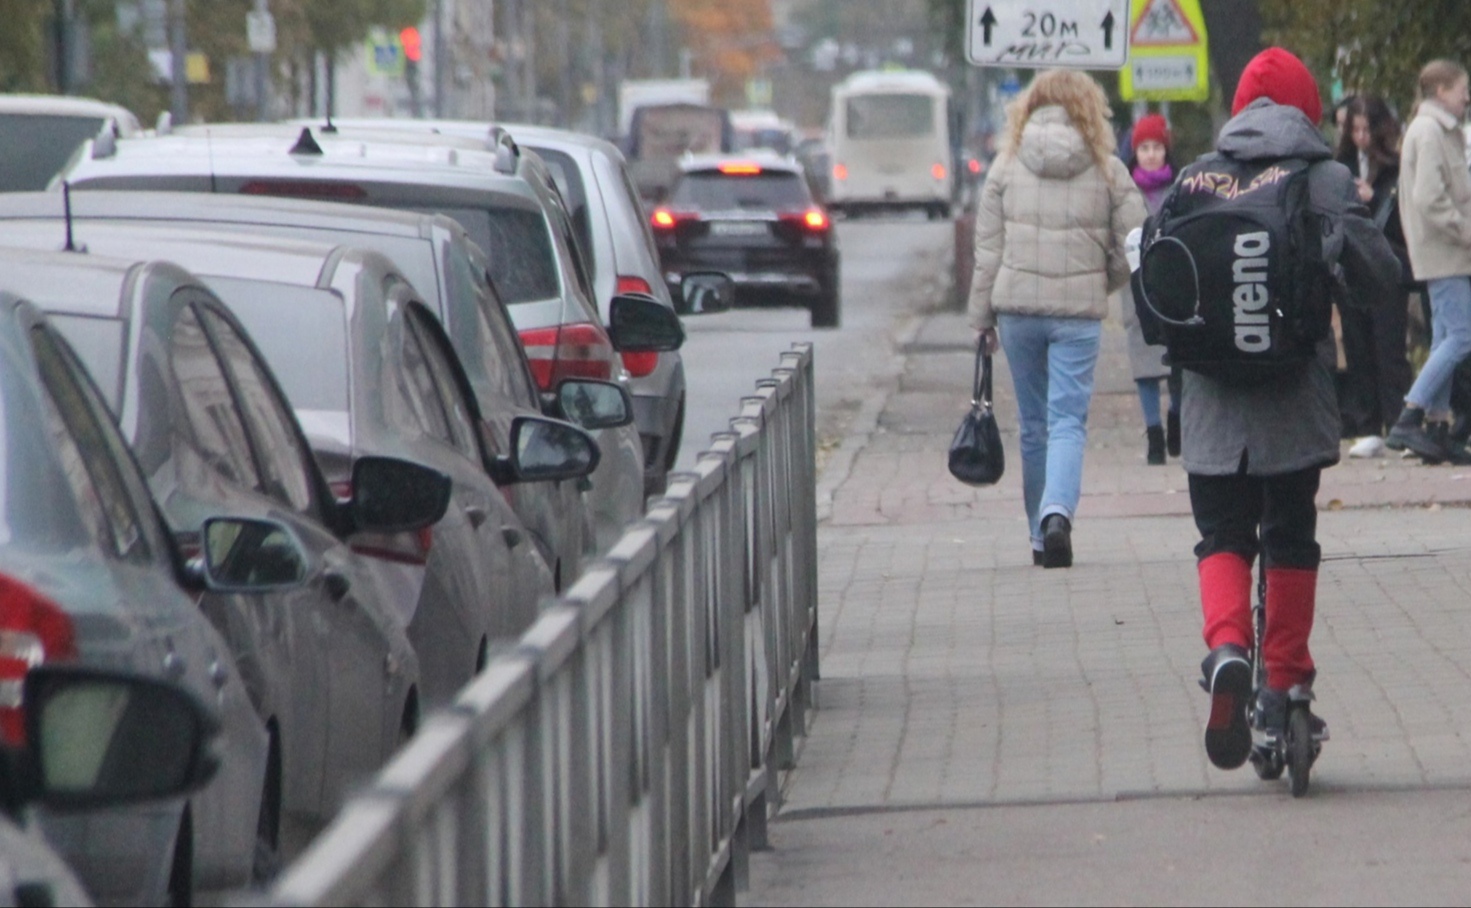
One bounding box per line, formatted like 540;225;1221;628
846;94;934;139
426;205;561;305
671;170;810;212
0;114;107;191
201;278;349;414
48;316;125;411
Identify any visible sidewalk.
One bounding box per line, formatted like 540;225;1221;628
748;307;1471;905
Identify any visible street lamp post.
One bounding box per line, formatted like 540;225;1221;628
169;0;188;121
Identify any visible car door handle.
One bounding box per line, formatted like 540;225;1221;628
501;526;523;549
323;567;351;602
465;505;489;529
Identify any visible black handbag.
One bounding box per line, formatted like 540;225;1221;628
948;343;1005;486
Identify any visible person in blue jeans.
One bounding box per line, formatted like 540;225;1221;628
968;68;1145;567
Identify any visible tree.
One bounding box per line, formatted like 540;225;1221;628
1262;0;1471;112
669;0;781;107
0;0;52;91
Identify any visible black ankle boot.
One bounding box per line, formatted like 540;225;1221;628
1387;407;1448;462
1041;514;1072;568
1167;410;1181;457
1146;425;1166;465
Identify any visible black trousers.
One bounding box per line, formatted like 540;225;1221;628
1189;466;1322;570
1339;294;1412;438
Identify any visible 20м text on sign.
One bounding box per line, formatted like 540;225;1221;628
966;0;1131;70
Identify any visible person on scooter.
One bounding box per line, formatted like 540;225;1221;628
1181;49;1400;769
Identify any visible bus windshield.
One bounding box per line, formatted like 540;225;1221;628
846;94;934;140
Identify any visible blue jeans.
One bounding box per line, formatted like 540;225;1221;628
998;315;1102;550
1136;377;1179;428
1405;276;1471;417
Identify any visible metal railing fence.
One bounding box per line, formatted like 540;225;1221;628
268;343;819;906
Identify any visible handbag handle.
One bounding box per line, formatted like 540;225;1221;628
972;339;993;408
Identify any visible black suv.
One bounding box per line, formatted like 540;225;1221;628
652;154;840;328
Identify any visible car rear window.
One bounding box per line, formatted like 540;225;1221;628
427;206;561;305
49;315;125;411
202;277;349;413
846;94;935;139
524;147;596;274
0;114;107;191
671;170;811;212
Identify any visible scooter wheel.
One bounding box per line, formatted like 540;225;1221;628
1250;746;1284;781
1287;709;1313;798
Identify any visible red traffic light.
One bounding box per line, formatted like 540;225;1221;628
400;26;422;63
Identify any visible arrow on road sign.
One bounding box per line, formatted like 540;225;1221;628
1101;11;1115;49
980;6;997;45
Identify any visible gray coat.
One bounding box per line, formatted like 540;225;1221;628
1179;99;1402;476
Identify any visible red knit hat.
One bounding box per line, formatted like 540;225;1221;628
1131;114;1170;151
1232;47;1323;124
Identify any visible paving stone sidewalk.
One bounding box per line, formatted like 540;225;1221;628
748;306;1471;905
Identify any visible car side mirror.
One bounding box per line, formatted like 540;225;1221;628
22;666;220;811
490;416;600;485
554;379;634;431
674;271;735;315
608;293;685;352
350;456;452;533
193;518;309;592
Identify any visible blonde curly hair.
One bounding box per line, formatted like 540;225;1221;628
1001;69;1118;172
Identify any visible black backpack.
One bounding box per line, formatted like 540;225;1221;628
1132;155;1332;386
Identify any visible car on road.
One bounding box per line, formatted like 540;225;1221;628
0;245;456;879
319;118;694;496
652;153;841;328
0;285;272;905
0;189;597;591
58;125;650;556
0;94;140;193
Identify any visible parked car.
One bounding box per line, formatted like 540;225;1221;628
0;287;271;905
0;190;596;591
59;125;650;555
0;665;224;907
0;94;140;193
652;153;842;328
0;246;456;876
312;118;692;496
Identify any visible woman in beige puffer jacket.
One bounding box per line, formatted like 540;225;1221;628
968;68;1145;567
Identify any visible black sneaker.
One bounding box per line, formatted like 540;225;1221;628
1201;644;1252;769
1041;514;1072;568
1146;425;1166;465
1387;408;1448;462
1256;685;1330;742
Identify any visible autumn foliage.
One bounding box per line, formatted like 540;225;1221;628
670;0;782;106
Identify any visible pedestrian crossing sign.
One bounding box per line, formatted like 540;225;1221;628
1119;0;1209;102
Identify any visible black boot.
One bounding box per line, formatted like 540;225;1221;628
1167;410;1181;457
1040;514;1072;568
1432;422;1471;466
1146;425;1166;465
1387;407;1448;463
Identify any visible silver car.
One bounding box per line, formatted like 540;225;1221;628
58;125;649;556
0;289;267;905
0;190;594;591
295;119;691;496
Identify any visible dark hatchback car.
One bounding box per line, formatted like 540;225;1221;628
651;153;840;328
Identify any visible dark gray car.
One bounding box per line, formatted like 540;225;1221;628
0;191;594;591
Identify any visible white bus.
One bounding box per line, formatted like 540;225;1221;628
826;70;953;219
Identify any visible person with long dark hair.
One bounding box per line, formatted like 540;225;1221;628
1333;96;1415;457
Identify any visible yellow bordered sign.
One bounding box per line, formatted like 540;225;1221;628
1119;0;1209;102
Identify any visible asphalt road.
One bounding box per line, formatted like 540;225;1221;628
674;216;957;473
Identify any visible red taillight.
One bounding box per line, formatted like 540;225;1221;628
519;323;616;392
240;180;367;200
968;158;983;175
804;208;829;231
833;163;848;181
330;481;352;501
932;163;948;181
616;276;661;377
617;275;653;295
351;527;434;566
652;208;676;229
0;576;77;746
718;162;763;175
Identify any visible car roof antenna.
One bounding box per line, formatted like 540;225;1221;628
61;181;84;254
291;126;324;156
323;112;337;134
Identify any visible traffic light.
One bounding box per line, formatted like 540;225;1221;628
400;26;421;63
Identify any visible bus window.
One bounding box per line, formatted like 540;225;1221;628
846;95;935;140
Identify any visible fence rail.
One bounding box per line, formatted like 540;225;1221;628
268;343;820;906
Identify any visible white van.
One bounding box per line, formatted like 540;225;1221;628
826;70;953;219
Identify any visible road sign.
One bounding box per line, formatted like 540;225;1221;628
965;0;1131;70
365;28;405;78
1119;0;1209;102
246;10;276;54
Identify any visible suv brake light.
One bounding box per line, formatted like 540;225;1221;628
616;277;661;378
0;576;77;745
519;323;617;391
779;208;831;233
351;528;434;566
652;208;699;231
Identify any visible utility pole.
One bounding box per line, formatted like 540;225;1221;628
169;0;188;121
646;0;669;78
520;0;537;122
556;0;572;126
432;0;445;117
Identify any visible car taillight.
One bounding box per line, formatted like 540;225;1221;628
0;576;77;746
651;209;699;232
833;163;849;181
780;208;831;233
351;527;434;566
519;323;616;392
616;277;662;377
617;275;653;295
932;163;948;181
